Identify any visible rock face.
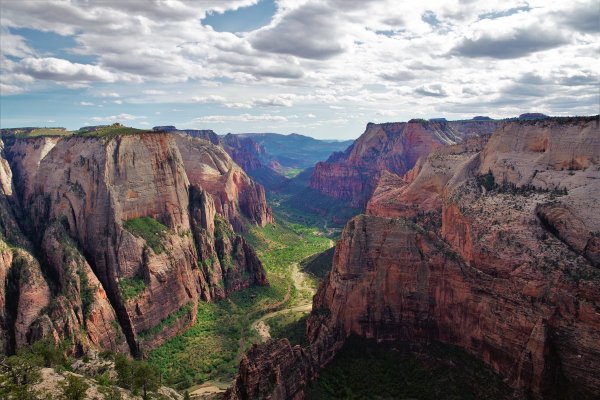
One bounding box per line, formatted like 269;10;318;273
221;133;266;172
228;116;600;400
174;134;272;229
310;120;503;208
225;340;314;400
0;131;269;356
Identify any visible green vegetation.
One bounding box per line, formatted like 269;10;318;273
0;127;71;138
118;277;146;300
59;375;89;400
266;312;308;346
270;187;360;231
299;247;335;279
243;219;333;275
139;302;194;340
281;168;303;178
123;216;169;254
306;337;519;400
0;338;70;399
477;170;496;191
74;123;146;138
148;216;332;389
76;266;94;321
114;354;160;399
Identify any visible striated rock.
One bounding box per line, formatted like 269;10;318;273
39;223;129;354
310;119;503;208
221;133;266;172
174;133;272;230
229;116;600;399
225;339;313;400
1;131;269;355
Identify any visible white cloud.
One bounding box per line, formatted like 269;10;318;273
19;57;117;83
0;0;597;136
193;113;288;123
79;101;95;106
91;113;146;122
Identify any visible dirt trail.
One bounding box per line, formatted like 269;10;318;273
251;262;314;342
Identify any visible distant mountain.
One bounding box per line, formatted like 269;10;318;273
235;132;354;174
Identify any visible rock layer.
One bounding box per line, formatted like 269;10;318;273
0;131;269;355
229;116;600;400
310;120;503;208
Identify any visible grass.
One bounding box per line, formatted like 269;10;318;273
306;337;519;400
299;247;335;279
74;124;146;138
0;127;71;137
139;302;194;340
123;217;169;254
147;216;332;390
266;312;308;346
281;168;303;178
118;277;146;300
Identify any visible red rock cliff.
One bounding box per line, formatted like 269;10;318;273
310;120;503;208
1;132;269;356
228;116;600;400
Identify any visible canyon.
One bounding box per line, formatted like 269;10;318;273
310;119;504;208
227;116;600;399
0;128;271;358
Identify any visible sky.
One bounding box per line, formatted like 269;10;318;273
0;0;598;139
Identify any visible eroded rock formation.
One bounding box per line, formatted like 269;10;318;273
0;131;270;356
229;116;600;400
310;120;503;208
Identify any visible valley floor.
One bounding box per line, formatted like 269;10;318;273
147;215;333;393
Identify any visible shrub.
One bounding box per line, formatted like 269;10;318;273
123;217;169;254
118;277;146;300
59;375;89;400
476;170;496;191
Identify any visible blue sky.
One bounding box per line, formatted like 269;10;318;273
1;0;598;139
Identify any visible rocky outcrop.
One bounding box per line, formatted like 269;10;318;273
221;133;266;172
1;131;269;355
310;120;503;208
225;339;313;400
229;116;600;400
174;133;272;230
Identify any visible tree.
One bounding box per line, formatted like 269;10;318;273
0;353;42;399
59;374;89;400
132;361;160;400
99;386;123;400
114;353;134;389
183;390;191;400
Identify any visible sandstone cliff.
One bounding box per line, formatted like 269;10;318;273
310;120;503;208
174;134;272;230
0;131;269;356
228;116;600;400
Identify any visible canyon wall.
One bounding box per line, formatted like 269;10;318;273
310;120;503;208
0;131;270;356
228;116;600;399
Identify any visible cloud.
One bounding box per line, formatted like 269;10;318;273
91;113;146;122
193;113;288;123
250;2;348;60
415;83;448;97
191;95;227;103
558;1;600;33
380;70;417;82
19;57;117;82
252;94;295;107
452;26;569;59
79;101;95;106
